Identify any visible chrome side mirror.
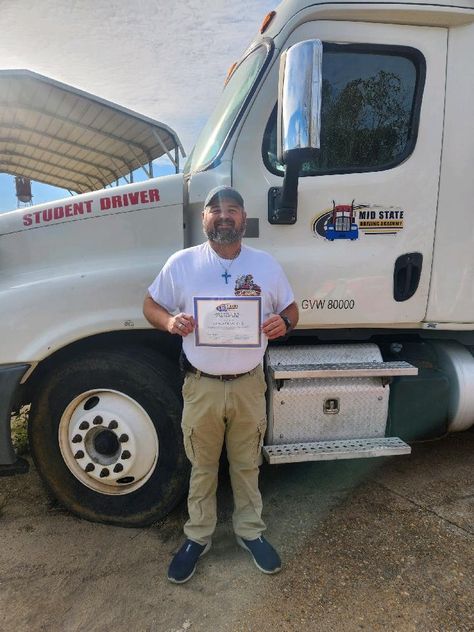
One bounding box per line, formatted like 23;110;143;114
278;39;323;161
270;39;323;225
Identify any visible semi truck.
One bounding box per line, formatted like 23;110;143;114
1;0;473;526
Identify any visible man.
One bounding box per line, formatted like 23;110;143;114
143;185;298;584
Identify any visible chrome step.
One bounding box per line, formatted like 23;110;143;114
263;437;411;464
269;361;418;380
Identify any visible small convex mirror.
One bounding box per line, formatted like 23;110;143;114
277;39;323;164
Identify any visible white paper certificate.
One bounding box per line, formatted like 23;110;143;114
194;296;262;348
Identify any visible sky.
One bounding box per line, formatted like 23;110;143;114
0;0;276;212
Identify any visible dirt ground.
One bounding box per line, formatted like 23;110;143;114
1;429;473;632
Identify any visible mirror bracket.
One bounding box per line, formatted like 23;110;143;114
268;149;319;225
268;152;301;224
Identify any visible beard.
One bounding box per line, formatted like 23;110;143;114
204;221;246;244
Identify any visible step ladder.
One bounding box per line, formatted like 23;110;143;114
269;360;418;380
263;437;411;464
264;344;416;464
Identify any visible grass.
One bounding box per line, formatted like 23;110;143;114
11;404;30;455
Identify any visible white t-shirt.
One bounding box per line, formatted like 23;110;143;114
148;242;294;374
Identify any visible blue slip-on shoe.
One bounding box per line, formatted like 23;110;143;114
168;539;211;584
236;535;282;574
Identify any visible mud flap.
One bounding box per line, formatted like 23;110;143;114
0;363;30;475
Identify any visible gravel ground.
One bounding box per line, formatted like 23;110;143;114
231;430;474;632
0;429;472;632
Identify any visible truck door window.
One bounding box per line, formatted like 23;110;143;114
263;44;425;176
184;40;273;175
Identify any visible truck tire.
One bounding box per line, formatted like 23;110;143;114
29;348;188;527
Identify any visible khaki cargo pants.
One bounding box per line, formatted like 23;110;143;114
181;366;267;545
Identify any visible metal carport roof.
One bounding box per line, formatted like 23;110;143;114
0;69;185;193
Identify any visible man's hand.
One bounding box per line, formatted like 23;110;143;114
262;302;298;340
262;314;287;340
168;312;195;337
143;295;195;337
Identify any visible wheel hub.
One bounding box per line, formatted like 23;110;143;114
86;427;121;464
59;389;159;495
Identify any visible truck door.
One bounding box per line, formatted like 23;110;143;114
232;21;446;327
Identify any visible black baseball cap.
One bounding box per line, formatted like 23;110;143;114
204;185;244;209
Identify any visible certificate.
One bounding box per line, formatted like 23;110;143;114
194;296;262;348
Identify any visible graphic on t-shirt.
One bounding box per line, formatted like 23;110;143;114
234;274;261;296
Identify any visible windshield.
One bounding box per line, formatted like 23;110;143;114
184;41;272;175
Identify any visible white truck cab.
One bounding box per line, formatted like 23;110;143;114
1;0;473;526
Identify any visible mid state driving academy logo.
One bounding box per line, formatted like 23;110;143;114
312;202;405;241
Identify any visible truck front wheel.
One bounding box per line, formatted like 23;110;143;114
29;348;188;527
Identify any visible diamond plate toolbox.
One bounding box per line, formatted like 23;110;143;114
266;344;389;444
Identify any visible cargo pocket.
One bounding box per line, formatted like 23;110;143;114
182;425;196;465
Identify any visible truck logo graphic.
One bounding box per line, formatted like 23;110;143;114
312;202;405;240
325;201;359;241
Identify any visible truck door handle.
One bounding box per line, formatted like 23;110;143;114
393;252;423;302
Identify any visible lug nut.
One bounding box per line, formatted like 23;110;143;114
121;450;131;460
85;463;95;472
108;420;118;429
74;450;85;459
93;415;103;425
72;434;82;443
113;463;124;473
119;434;129;443
99;468;110;478
79;421;90;430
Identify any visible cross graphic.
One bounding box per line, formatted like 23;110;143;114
222;271;231;284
